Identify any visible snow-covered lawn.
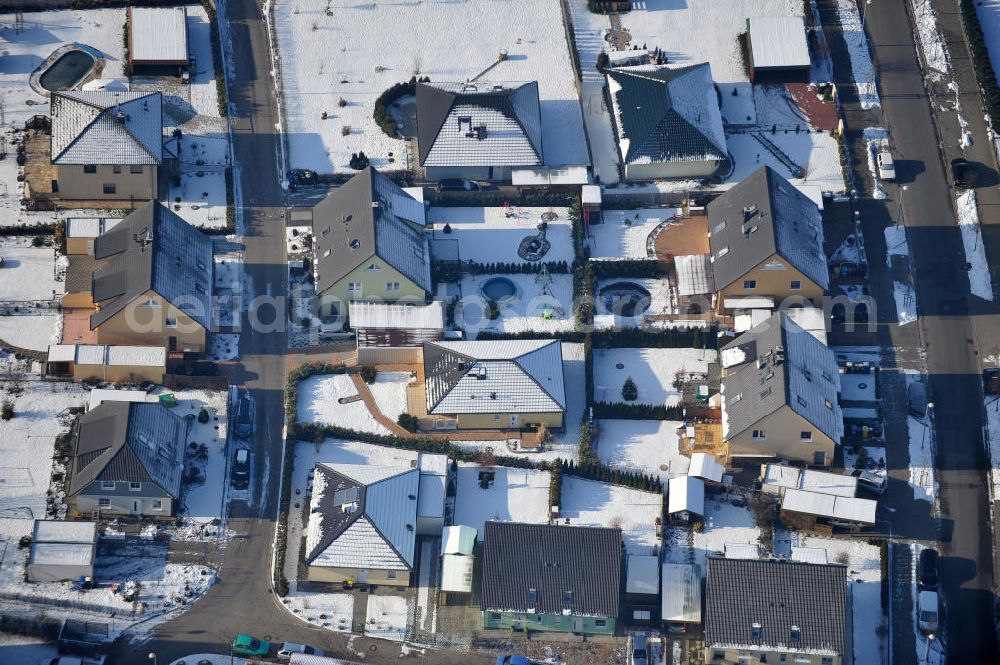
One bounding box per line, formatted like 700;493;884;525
281;589;354;632
835;0;880;109
665;497;761;567
428;207;573;266
726;130;846;194
589;208;681;260
864;128;890;200
296;374;392;435
0;247;63;301
595;419;687;482
368;371;412;423
0;375;86;519
456;273;575;336
364;594;410;642
593;347;715;406
453;465;550;538
274;0;587;173
209;333;240;361
0;634;59;665
955;190;994;301
560;476;661;556
893;280;918;325
912;0;949;76
0;313;60;350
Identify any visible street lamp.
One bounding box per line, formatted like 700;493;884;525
148;653;156;665
896;184;908;226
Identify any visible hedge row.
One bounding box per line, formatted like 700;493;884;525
560;459;662;492
590;259;661;280
959;0;1000;124
591;327;715;349
426;191;579;208
593;401;685;420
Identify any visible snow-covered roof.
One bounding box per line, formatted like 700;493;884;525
33;519;97;544
423;339;566;415
306;463;420;571
747;17;811;70
662;563;702;623
784;306;827;346
418;452;449;476
675;254;715;296
50;91;163;165
781;488;876;524
581;184;602;204
349;301;444;330
791;547;829;564
30;542;94;566
441;553;475;593
689;453;725;483
668;476;705;515
724;543;763;560
128;6;189;65
511;165;588;186
416;81;543;167
626;554;660;594
87;388;154;410
761;464;858;498
441;525;477;555
49;344;167;368
66;218;121;238
606;64;727;165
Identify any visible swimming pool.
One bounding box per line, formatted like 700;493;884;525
599;281;652;317
481;276;518;301
39;49;96;92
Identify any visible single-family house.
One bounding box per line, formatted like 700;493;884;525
312;167;431;316
27;520;98;583
422;339;566;432
68;401;187;518
127;7;189;69
49;91;163;202
480;521;622;635
81;202;213;352
305;463;420;586
704;556;849;665
606;64;727;181
708;166;828;310
720;312;843;465
416;81;543;181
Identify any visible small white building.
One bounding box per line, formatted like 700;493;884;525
746;16;811;82
689;453;725;484
27;520;97;583
668;476;705;520
127;6;189;68
440;525;476;595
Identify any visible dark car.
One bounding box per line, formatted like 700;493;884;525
438;178;481;192
919;547;939;590
951;158;977;189
234;389;255;439
231;448;250;490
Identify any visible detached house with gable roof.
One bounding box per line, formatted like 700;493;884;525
704;556;849;664
68;401;187;518
719;312;843;465
49;90;164;202
606;64;727;181
416;81;543;181
422;339;566;432
312;167;431;317
79;202;214;352
708;166;828;311
305;463;420;586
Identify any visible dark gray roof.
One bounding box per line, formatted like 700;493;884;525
51;91;163;165
416;81;543;167
480;521;622;617
720;312;843;443
69;401;187;498
312;168;430;295
90;203;214;329
707;166;828;290
705;557;847;654
606;64;727;165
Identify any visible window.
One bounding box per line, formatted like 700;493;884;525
387;570;397;580
594;619;607;627
751;622;762;639
824;399;834;409
797;395;808;407
165;317;177;329
752;430;766;440
789;626;801;643
712;220;727;234
821;659;833;665
800;431;813;441
490;612;502;621
51;180;59;193
366;263;381;272
83;164;97;174
813;451;826;465
129;482;141;492
130;165;143;174
113;165;122;174
743;279;757;290
101;481;115;490
348;282;361;292
152;500;163;510
731;392;743;403
790;279;802;290
717;246;730;258
527;588;538;604
563;591;573;605
712;653;726;662
99;498;111;507
386;282;401;292
103;183;117;194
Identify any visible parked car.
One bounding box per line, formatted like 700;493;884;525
231;448;250;490
630;631;648;665
877;149;896;181
277;642;324;659
494;656;531;665
919;547;940;590
855;470;887;495
918;589;940;635
983;368;1000;395
908;380;928;418
438;178;482;192
234;389;255;438
951;158;977;189
232;634;269;657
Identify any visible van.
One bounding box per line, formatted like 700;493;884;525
877;149;896;181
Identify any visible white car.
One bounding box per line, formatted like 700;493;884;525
276;642;324;659
877;149;896;181
918;589;940;635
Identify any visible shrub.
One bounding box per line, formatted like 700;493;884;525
341;125;351;136
359;366;378;384
596;51;610;72
622;376;638;401
442;223;452;234
31;236;45;247
549;458;563;508
1;400;13;421
338;97;348;107
197;408;209;424
486;299;500;320
397;413;419;432
373;79;416;138
593;401;684;420
349;152;369;170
